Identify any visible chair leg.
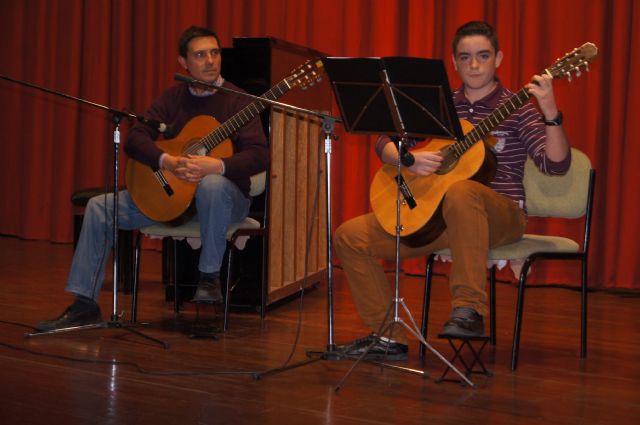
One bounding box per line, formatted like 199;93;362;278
171;238;180;315
131;231;142;323
119;230;134;294
420;254;435;359
223;243;234;331
489;265;497;346
511;258;532;371
259;233;267;319
581;257;588;358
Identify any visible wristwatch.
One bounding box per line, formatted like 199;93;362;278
542;111;563;126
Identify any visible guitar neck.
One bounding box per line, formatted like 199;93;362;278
199;79;291;151
456;87;532;154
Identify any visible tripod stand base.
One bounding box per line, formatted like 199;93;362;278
25;322;106;337
25;320;170;349
334;299;476;390
306;345;348;361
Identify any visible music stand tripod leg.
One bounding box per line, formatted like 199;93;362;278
251;118;342;380
334;296;475;391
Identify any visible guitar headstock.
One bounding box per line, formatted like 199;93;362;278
546;42;598;82
286;58;324;90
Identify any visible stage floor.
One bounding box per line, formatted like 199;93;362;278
0;235;638;425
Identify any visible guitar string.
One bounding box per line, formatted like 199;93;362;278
182;80;291;157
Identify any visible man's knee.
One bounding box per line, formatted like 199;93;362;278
197;175;238;205
84;195;109;219
198;174;229;193
333;221;350;252
334;218;366;256
444;180;483;207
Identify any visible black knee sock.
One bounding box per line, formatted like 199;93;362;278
199;271;220;284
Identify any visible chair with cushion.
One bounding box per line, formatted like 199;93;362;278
130;171;268;331
420;148;595;370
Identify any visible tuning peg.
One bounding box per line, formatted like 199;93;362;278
565;71;573;82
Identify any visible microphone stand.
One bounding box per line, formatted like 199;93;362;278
174;75;346;369
1;74;168;348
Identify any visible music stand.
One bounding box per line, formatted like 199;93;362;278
322;56;475;388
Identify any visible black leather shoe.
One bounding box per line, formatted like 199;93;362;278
35;304;103;332
442;307;485;337
191;278;223;304
339;333;408;361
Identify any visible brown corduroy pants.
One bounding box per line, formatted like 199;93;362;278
334;180;526;344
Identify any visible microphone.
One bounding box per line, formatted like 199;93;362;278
137;116;172;135
174;73;192;84
174;73;217;95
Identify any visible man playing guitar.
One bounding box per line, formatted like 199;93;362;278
335;21;571;360
36;26;268;331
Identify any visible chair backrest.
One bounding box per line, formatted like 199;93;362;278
249;171;267;197
524;148;593;218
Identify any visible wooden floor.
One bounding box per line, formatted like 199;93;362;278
0;235;639;425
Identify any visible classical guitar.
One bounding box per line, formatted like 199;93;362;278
125;59;323;223
370;42;598;247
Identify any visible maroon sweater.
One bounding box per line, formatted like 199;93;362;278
125;81;268;197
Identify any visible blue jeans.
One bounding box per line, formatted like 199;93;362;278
66;174;250;301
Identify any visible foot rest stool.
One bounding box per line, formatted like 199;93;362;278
436;333;493;385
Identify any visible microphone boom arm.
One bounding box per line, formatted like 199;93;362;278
174;73;341;124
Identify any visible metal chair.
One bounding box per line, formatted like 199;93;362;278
130;171;267;331
421;148;595;370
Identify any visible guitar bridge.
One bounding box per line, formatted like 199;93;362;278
154;170;174;196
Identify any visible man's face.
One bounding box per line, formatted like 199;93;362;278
452;35;503;91
178;36;221;83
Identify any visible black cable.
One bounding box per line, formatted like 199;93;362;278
0;121;326;378
0;122;325;378
271;122;325;370
0;320;262;377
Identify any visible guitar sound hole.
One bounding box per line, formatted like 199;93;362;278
183;139;206;156
435;146;458;175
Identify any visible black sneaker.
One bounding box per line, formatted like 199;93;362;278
339;333;408;361
191;276;223;304
441;307;485;337
35;302;103;332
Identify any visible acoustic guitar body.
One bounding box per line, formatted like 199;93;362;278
369;119;497;247
125;115;233;223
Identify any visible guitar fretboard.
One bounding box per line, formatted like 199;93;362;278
184;79;291;155
450;87;533;158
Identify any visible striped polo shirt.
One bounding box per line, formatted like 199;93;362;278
452;81;571;208
375;81;571;210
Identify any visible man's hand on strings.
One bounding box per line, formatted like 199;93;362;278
407;151;443;176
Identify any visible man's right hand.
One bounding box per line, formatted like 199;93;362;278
407;151;443;176
161;154;192;181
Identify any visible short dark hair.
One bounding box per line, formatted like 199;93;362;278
452;21;499;54
178;26;221;58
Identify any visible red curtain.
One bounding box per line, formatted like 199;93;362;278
0;0;638;290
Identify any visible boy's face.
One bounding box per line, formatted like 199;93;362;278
452;35;503;91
